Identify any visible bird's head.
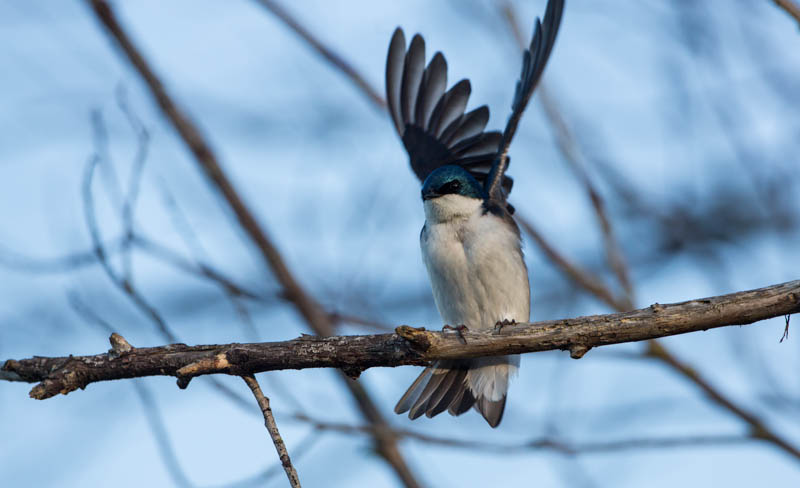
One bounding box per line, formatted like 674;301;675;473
420;165;485;222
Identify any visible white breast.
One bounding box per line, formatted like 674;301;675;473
420;195;530;330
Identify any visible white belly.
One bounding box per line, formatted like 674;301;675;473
420;211;530;330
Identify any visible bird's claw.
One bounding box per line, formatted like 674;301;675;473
494;318;516;333
443;324;469;344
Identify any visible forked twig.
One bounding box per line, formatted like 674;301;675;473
85;1;420;485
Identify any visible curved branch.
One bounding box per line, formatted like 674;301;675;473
84;2;418;485
774;0;800;28
5;279;798;398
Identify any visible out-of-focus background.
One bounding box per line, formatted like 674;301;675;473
1;1;799;486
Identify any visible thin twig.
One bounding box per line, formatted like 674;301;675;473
242;375;301;488
83;154;179;342
500;1;634;307
646;341;800;460
84;130;259;416
498;0;800;467
227;431;321;488
295;413;754;455
152;177;263;342
84;2;420;486
515;212;630;311
537;87;635;306
0;238;125;273
116;85;151;282
134;382;195;488
252;0;386;109
132;236;268;301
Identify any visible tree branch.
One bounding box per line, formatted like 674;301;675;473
773;0;800;28
295;412;755;455
5;279;798;397
242;375;301;488
252;0;386;109
498;0;800;464
84;2;419;486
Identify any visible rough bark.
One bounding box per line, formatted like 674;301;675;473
4;280;798;400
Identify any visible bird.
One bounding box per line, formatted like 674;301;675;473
387;0;565;427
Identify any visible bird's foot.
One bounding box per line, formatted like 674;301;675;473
443;324;469;344
494;318;516;333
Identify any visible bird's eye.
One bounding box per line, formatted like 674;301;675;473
439;180;461;194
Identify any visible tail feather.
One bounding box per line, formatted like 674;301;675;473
427;368;468;417
394;367;431;414
395;356;517;427
408;366;451;419
474;395;507;428
448;387;475;416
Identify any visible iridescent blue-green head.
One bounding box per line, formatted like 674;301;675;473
421;165;486;202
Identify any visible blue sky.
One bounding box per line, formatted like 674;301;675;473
2;1;800;487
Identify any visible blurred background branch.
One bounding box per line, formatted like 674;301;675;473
773;0;800;27
1;0;799;486
84;0;420;486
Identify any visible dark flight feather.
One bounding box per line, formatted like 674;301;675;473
484;0;564;204
385;29;511;194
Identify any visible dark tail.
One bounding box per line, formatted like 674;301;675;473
394;360;508;428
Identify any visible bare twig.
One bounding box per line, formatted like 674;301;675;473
85;135;260;417
500;2;634;307
5;279;799;394
83;154;179;342
295;413;753;455
537;88;635;306
84;2;419;485
781;314;791;342
227;431;321;488
134;382;195;488
137;377;314;488
252;0;386;109
497;0;800;466
67;291;117;335
116;86;150;282
149;176;262;341
0;238;125;273
132;236;267;302
645;341;800;460
242;375;301;488
515;213;630;311
773;0;800;27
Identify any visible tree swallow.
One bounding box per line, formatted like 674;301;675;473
387;0;564;427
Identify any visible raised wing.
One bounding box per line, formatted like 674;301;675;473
386;29;512;194
485;0;565;203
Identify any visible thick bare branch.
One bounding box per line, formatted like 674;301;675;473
5;279;798;394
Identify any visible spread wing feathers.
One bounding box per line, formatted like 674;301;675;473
485;0;565;202
386;28;513;194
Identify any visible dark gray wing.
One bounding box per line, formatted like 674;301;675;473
485;0;565;203
386;29;512;193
